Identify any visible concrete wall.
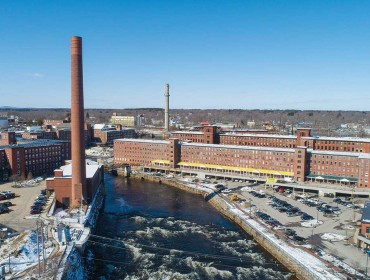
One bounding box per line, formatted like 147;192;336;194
131;173;338;280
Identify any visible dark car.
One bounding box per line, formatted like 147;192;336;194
0;202;12;207
301;213;314;221
333;198;342;203
287;211;300;217
0;206;9;214
323;209;334;216
30;209;42;215
284;228;296;237
292;235;306;244
278;207;288;213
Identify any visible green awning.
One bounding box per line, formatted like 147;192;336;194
306;173;357;182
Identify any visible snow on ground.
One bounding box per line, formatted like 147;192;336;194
177;180;347;279
301;219;324;228
229;207;345;280
85;147;113;158
0;230;53;275
317;249;364;278
321;233;347;242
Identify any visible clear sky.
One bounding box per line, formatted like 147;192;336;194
1;1;370;110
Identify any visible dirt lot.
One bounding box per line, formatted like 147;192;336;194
0;181;47;233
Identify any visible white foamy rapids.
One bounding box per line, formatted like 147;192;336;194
218;240;263;263
183;257;234;279
117;216;287;279
125;243;155;267
236;266;292;280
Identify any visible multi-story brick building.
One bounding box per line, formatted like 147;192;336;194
92;124;136;145
171;126;370;153
114;137;370;188
0;132;71;180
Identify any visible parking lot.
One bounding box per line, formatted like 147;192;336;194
214;180;369;272
0;180;47;233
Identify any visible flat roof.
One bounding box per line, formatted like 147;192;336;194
303;136;370;143
0;138;68;150
308;149;363;157
220;133;297;139
60;163;100;179
171;131;204;135
115;139;169;144
182;142;295;153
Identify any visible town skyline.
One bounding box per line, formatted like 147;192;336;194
1;1;370;110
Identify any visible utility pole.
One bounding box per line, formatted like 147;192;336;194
36;220;40;277
41;222;46;273
7;231;10;275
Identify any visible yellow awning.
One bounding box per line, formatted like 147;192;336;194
177;162;293;177
152;160;170;164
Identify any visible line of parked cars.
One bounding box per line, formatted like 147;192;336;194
0;191;16;214
268;196;316;221
30;189;48;215
333;198;362;210
283;228;306;244
249;190;266;198
255;211;284;229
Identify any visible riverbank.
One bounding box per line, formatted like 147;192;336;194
131;173;353;280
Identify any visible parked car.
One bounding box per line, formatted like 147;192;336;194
301;213;314;221
284;228;296;237
292;235;306;244
30;209;42;215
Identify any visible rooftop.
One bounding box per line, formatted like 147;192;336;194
303;136;370;143
0;138;68;150
60;163;101;179
361;201;370;223
182;142;296;153
115;138;169;144
220;133;297;139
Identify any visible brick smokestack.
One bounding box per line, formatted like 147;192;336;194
165;83;170;132
71;36;86;207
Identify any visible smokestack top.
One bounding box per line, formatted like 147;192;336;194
165;83;170;96
71;36;82;55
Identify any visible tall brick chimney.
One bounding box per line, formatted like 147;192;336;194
71;36;86;207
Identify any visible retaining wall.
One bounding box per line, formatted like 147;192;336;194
131;174;329;280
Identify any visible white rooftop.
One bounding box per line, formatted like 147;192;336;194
60;163;100;179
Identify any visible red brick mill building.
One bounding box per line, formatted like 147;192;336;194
0;131;71;181
114;127;370;188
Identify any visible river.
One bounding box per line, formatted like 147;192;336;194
85;174;292;279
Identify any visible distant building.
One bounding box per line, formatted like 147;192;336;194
92;124;136;145
0;117;8;129
111;113;136;127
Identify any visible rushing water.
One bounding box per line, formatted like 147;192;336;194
86;174;292;279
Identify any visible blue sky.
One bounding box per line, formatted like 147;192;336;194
1;1;370;110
